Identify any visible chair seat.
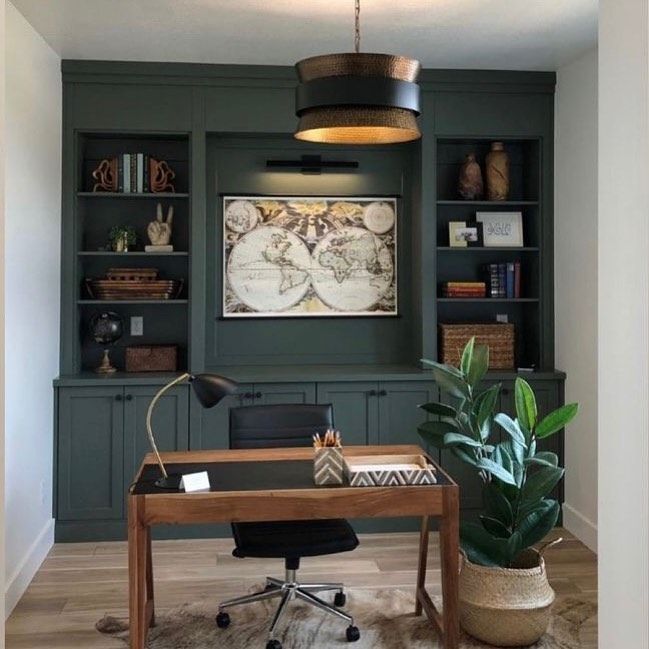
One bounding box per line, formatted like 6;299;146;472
232;519;359;559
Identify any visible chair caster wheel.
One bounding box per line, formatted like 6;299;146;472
346;625;360;642
334;591;347;607
266;640;282;649
216;611;230;629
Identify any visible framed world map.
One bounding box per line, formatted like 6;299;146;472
222;196;397;318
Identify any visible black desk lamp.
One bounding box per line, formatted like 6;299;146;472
146;373;237;489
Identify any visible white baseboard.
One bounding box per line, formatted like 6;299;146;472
5;518;55;618
563;503;598;553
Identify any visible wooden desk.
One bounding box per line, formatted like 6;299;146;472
128;444;459;649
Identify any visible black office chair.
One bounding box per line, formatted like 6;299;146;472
215;404;361;649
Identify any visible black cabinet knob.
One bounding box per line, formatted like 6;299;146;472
115;394;122;401
255;391;262;399
379;389;387;397
125;394;133;401
368;389;377;396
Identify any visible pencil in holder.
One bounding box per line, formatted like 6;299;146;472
313;446;344;485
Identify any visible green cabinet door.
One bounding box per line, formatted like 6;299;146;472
190;383;253;450
252;382;316;406
123;385;190;486
317;382;379;445
57;387;124;521
377;381;437;448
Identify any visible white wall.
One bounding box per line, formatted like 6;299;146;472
554;49;598;553
4;1;61;617
598;0;649;647
0;0;7;641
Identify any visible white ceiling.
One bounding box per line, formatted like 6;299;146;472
11;0;597;71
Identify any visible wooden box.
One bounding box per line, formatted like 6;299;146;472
125;345;178;372
343;454;437;487
439;323;515;369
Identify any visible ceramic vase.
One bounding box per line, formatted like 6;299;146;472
457;152;484;200
485;141;510;201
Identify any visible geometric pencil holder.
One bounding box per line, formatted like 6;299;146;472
313;446;344;486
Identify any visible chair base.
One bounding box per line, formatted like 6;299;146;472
217;568;359;643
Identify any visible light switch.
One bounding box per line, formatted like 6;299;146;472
131;316;144;336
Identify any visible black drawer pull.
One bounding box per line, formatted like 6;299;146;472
255;391;262;399
368;389;377;396
125;394;133;401
378;389;387;397
115;394;122;401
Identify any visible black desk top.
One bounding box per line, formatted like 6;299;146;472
132;459;449;495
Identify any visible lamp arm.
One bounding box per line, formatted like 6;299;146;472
146;372;191;479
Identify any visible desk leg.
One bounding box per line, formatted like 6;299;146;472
128;496;151;649
415;515;429;616
440;487;460;649
146;527;155;626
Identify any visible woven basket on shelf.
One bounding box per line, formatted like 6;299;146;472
459;549;555;646
439;323;515;369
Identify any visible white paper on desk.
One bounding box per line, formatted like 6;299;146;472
180;471;211;493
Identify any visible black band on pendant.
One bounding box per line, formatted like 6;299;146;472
295;76;421;116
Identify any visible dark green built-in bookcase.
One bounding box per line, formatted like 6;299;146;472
434;137;546;369
73;133;191;372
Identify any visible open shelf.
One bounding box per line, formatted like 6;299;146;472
78;251;189;256
437;200;538;206
77;299;188;305
77;192;189;199
437;298;539;303
437;247;539;252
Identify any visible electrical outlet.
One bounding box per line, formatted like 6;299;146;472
496;313;509;324
131;316;144;336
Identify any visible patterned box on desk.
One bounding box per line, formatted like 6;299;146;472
313;447;344;485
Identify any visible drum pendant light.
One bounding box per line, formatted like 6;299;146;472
294;0;421;145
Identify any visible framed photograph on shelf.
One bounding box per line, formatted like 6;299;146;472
448;221;483;247
476;211;524;247
222;196;397;318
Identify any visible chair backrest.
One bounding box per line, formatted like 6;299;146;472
229;403;334;450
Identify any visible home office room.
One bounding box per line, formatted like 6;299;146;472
1;1;647;649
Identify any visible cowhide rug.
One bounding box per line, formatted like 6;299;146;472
97;587;596;648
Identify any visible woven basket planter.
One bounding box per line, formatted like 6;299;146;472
459;549;555;647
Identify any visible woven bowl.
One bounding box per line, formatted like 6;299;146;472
459;550;555;646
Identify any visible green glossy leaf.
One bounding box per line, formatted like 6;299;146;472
418;402;457;417
483;483;514;527
521;466;565;506
524;451;559;468
468;344;489;388
432;365;470;399
418;421;457;448
536;403;579;439
475;384;500;428
460;337;475;378
451;446;479;467
459;522;504;567
515;378;537;432
480;515;511;538
504;531;523;565
476;457;517;485
517;500;560;548
444;432;483;447
494;413;527;447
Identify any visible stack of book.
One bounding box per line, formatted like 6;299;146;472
483;262;521;298
442;281;486;298
117;153;151;193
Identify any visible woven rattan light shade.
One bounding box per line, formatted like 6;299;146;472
294;53;421;144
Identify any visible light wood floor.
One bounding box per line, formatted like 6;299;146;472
5;528;597;648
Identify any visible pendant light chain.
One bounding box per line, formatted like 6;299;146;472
354;0;361;53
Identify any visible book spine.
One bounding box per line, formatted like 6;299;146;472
123;154;130;193
143;154;149;192
117;155;123;193
506;262;515;299
498;263;506;298
514;260;521;298
485;263;499;298
137;153;144;193
130;154;137;193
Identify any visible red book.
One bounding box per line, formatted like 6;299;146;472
514;261;521;298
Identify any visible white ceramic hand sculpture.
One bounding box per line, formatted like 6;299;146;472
147;203;174;246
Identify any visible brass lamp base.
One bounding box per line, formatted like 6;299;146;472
95;349;117;374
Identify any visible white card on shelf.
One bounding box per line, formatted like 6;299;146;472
180;471;211;493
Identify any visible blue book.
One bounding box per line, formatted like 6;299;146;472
506;262;515;298
498;263;507;298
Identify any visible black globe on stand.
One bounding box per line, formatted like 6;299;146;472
90;311;123;374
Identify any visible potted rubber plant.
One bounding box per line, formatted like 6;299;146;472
418;338;578;646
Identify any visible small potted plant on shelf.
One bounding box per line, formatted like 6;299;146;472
418;338;578;647
109;225;137;252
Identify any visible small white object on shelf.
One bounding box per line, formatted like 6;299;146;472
180;471;211;493
145;245;174;252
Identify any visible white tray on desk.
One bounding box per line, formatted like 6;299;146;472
343;453;437;487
